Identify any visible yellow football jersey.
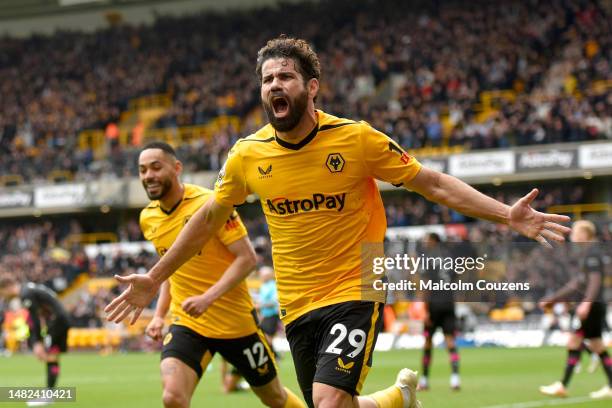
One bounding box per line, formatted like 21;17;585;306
140;183;257;338
214;110;422;324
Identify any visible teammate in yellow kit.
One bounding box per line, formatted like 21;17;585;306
137;142;304;408
106;37;571;408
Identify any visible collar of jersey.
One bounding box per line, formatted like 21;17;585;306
158;183;187;215
274;122;319;150
159;197;183;215
150;184;205;216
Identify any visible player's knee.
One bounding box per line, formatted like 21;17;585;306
162;389;189;408
313;387;351;408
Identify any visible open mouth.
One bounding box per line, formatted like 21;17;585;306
271;96;289;117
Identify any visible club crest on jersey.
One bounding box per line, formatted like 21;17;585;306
266;193;346;215
258;164;273;179
326;153;345;173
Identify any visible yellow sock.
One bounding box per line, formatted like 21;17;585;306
366;385;403;408
283;387;307;408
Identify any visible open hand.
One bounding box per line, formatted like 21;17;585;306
104;274;159;324
508;189;571;247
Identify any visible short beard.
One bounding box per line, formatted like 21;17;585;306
143;179;172;200
263;89;308;132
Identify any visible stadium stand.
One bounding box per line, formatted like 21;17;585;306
0;0;609;183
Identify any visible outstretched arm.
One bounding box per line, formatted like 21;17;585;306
405;167;571;245
105;197;234;324
150;198;235;284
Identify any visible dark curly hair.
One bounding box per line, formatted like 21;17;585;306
255;35;321;84
141;141;177;158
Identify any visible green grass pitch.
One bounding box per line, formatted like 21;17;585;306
1;348;609;407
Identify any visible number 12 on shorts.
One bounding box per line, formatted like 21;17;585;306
325;323;366;358
243;342;269;369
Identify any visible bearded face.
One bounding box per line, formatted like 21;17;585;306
263;87;309;132
142;175;173;200
260;58;311;132
138;149;178;201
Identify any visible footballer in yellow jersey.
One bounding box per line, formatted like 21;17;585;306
138;142;305;408
213;107;421;408
140;182;257;339
107;37;570;408
214;108;420;325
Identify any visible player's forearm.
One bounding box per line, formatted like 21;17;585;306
149;199;224;284
582;273;601;302
546;278;580;303
154;280;171;318
203;254;256;304
411;170;510;224
431;173;510;223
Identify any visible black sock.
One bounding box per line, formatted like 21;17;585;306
422;348;432;378
47;362;59;388
561;349;581;387
449;347;460;374
599;351;612;387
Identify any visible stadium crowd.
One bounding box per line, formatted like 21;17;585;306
0;0;610;182
0;220;89;292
